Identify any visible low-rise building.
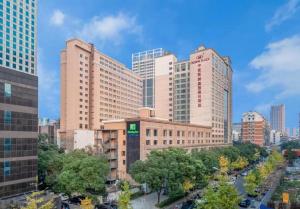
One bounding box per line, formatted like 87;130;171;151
241;112;270;146
96;108;228;182
38;118;60;144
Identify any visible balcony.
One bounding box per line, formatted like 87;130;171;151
107;152;117;160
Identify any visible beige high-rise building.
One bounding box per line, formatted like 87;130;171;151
189;46;232;144
149;45;233;144
154;54;177;121
60;39;143;150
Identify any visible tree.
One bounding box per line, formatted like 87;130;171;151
183;179;194;194
197;179;240;209
191;150;218;175
118;181;133;209
219;155;229;175
38;134;64;188
56;150;109;198
21;192;54;209
130;148;207;204
231;156;248;170
244;170;259;195
258;164;268;180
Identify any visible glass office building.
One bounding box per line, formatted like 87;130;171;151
0;0;38;198
132;48;166;107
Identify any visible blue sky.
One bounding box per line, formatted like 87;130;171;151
38;0;300;128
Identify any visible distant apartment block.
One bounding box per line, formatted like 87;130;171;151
270;104;285;132
0;0;38;198
59;39;143;150
241;112;270;146
96;108;226;182
132;48;167;108
38;118;60;144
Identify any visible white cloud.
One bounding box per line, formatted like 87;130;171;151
246;35;300;98
77;13;142;45
265;0;300;31
50;10;65;26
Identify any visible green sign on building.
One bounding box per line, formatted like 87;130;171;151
127;123;139;134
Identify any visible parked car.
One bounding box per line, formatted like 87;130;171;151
61;202;70;209
95;203;117;209
238;199;251;208
241;171;248;176
247;193;258;198
181;200;196;209
68;195;85;205
59;193;69;201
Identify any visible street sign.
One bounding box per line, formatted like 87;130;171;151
282;192;289;204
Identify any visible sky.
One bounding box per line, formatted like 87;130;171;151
38;0;300;128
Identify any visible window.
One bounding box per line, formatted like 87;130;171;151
153;129;158;137
4;83;11;97
169;130;172;137
146;140;150;145
4;111;11;124
163;130;167;137
154;140;158;145
122;151;125;156
177;130;180;137
4;161;11;176
163;140;167;145
4;138;11;152
146;129;151;137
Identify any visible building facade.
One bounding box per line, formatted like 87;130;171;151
135;45;233;144
270;104;285;132
95;108;227;182
0;0;38;198
38;118;60;144
241;112;270;146
189;46;232;144
232;122;242;141
173;60;190;123
132;48;166;108
60;39;143;150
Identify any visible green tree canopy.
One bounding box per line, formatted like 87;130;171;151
56;150;109;198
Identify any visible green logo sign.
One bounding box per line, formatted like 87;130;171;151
127;123;139;134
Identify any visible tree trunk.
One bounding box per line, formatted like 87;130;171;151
157;189;162;204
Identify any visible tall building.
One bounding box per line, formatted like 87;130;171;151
60;39;143;150
189;46;232;144
173;60;190;123
241;112;270;146
270;104;285;132
132;48;167;107
134;45;233;144
0;0;38;198
154;54;177;121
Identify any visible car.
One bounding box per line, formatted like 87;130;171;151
241;171;248;176
68;195;85;205
61;202;70;209
238;199;251;208
95;203;117;209
181;200;196;209
247;193;258;198
59;193;69;201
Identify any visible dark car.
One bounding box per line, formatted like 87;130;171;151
95;203;118;209
61;202;70;209
181;200;196;209
239;199;251;208
247;193;258;198
68;195;85;205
